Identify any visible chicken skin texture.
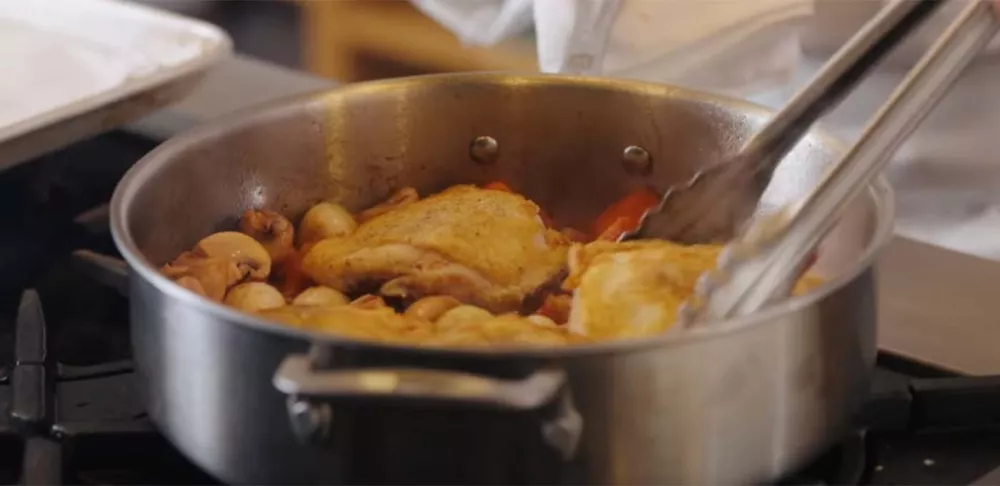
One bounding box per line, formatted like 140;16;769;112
300;185;569;313
564;240;823;340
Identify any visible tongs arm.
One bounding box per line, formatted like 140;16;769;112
682;0;1000;324
738;0;946;173
625;0;947;243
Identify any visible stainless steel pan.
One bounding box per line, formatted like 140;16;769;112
108;73;894;485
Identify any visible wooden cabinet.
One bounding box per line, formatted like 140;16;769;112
299;1;537;82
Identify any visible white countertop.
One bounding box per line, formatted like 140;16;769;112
128;55;1000;376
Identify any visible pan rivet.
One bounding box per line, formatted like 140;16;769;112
288;399;333;443
470;136;500;165
622;145;652;175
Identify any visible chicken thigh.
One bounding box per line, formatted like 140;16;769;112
564;240;823;340
301;185;569;313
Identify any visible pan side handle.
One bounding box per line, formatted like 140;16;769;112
71;249;130;296
272;352;583;461
274;354;566;410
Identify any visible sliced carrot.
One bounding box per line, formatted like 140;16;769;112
539;211;555;228
560;227;590;243
278;251;311;299
592;187;660;238
483;181;513;192
537;294;572;324
596;217;632;242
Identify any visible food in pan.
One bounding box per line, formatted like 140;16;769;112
301;185;568;314
160;183;821;347
564;240;822;340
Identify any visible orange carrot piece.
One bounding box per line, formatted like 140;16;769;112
596;217;632;242
592;187;660;238
483;181;513;192
537;294;572;324
560;227;590;243
278;251;311;299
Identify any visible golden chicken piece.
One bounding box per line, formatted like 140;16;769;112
301;185;569;313
259;304;436;344
564;240;823;341
356;187;419;224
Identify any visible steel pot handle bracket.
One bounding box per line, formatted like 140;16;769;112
273;353;584;461
71;249;130;296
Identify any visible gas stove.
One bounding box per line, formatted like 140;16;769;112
0;131;997;485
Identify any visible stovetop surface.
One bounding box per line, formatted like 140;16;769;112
0;131;998;485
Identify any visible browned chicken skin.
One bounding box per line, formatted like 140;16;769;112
301;185;569;313
564;240;824;340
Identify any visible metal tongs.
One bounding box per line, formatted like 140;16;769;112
670;0;1000;325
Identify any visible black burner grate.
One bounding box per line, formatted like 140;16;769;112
5;290;218;485
777;431;868;485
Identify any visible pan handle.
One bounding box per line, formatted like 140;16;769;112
273;353;583;460
274;353;566;411
71;250;130;296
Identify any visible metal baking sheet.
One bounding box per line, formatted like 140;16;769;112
0;0;232;169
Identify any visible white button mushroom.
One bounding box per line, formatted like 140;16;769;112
240;210;296;264
298;202;357;246
194;231;272;280
224;282;287;312
404;295;462;322
291;286;350;306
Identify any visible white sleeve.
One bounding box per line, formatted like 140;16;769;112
533;0;622;75
597;0;811;96
533;0;810;94
410;0;534;46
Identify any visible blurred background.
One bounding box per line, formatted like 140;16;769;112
139;0;538;82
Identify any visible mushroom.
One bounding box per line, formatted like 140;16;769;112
174;276;207;297
435;305;493;331
224;282;287;312
535;293;572;324
526;314;558;328
240;210;295;263
194;231;272;280
349;294;389;310
292;286;350;306
162;253;244;301
356;187;419;223
404;295;462;322
298;201;357;246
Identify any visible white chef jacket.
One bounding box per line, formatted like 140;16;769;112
413;0;1000;261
